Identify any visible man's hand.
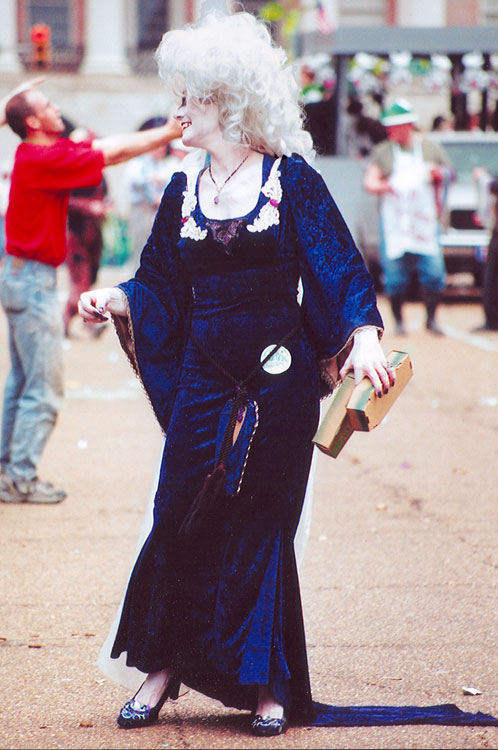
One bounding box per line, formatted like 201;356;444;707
364;162;396;196
429;163;444;184
94;118;184;167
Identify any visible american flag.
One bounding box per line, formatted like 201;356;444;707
317;0;335;34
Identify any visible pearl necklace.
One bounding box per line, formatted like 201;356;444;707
208;153;250;205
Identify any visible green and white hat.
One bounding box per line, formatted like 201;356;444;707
380;99;417;126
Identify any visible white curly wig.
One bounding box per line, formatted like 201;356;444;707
155;11;314;160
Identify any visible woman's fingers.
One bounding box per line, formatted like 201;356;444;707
338;356;352;382
386;363;397;387
79;287;128;320
361;364;383;397
376;362;391;394
78;291;109;322
340;357;396;399
365;360;398;397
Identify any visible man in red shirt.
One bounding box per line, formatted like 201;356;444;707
0;86;181;504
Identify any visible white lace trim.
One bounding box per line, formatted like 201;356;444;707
180;172;207;241
247;158;282;233
181;214;207;241
179;160;283;241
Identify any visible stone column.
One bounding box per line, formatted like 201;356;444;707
198;0;229;19
446;0;479;26
170;0;192;27
0;0;22;73
397;0;446;26
80;0;131;75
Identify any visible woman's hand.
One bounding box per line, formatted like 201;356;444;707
339;328;396;398
78;287;127;323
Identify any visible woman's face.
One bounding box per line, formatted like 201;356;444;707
175;94;222;149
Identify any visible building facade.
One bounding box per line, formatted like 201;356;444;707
1;0;497;77
0;0;497;212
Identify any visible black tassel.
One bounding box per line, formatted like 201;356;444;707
178;391;247;540
178;463;227;539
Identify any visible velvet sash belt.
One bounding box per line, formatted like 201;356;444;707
178;325;300;539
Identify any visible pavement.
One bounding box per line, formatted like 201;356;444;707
1;265;497;750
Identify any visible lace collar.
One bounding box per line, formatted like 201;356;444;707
179;156;282;243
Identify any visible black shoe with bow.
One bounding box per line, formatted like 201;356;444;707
117;682;170;729
250;713;289;736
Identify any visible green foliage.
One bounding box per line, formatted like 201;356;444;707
410;57;431;75
259;1;285;22
282;8;301;36
259;0;304;58
101;214;130;266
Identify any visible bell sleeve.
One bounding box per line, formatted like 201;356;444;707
112;172;190;432
283;154;383;389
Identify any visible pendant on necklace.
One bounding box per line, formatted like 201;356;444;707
208;153;249;208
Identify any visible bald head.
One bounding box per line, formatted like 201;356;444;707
6;91;35;139
6;89;64;141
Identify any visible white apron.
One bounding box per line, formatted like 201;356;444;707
381;140;440;260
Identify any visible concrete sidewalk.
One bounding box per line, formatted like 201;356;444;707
1;268;497;749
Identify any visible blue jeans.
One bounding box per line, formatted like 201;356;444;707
0;256;63;481
381;251;446;298
0;216;5;259
379;221;446;298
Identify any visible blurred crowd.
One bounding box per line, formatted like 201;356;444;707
0;71;496;508
0;72;496;338
60;115;190;337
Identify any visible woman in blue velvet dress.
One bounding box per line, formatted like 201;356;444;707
79;11;394;737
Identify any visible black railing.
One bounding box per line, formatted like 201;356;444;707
18;42;84;73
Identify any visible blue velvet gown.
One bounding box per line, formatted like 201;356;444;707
110;154;497;728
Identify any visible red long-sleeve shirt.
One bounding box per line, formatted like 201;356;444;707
6;138;104;267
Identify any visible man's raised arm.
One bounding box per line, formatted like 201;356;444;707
93;118;182;166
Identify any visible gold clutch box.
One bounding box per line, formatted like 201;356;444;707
313;350;413;458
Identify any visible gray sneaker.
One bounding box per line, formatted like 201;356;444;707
0;465;9;487
0;475;66;504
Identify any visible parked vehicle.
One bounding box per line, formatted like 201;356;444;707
431;130;498;296
317;132;498;297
